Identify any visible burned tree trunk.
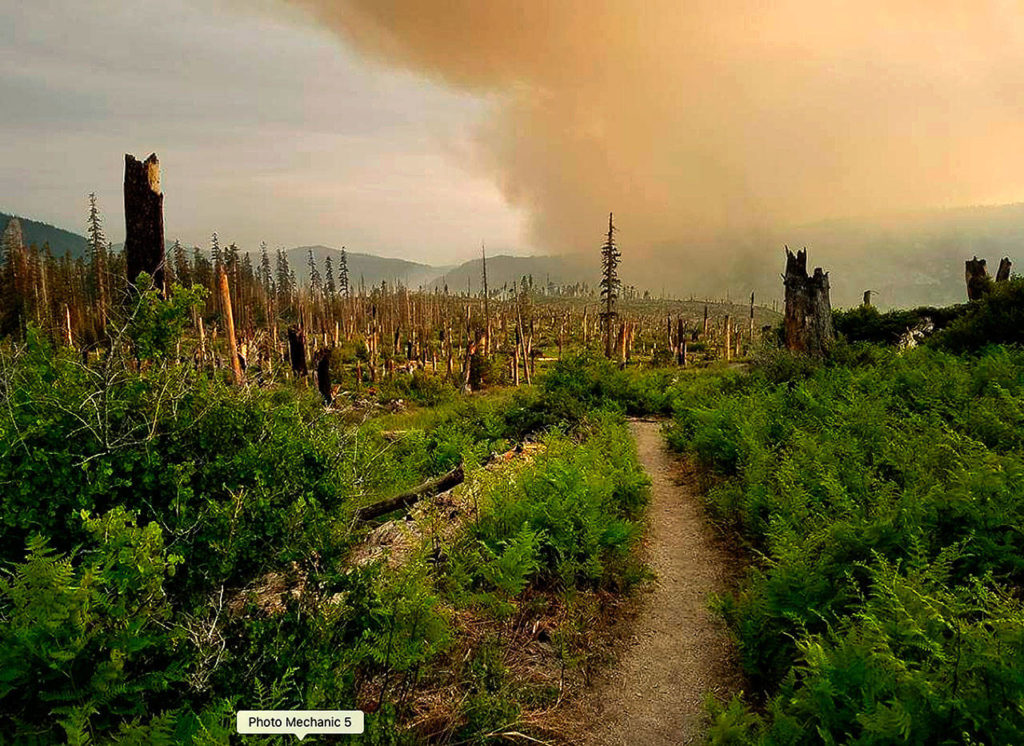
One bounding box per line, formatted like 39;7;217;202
783;247;834;356
996;257;1012;283
965;257;991;300
123;153;165;293
314;348;332;405
287;325;308;376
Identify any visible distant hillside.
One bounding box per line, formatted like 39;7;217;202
269;246;444;289
5;202;1024;309
430;254;595;293
794;203;1024;308
0;211;87;258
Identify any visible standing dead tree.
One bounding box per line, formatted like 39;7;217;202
966;256;1013;301
481;241;491;355
218;265;244;385
996;257;1013;282
287;325;308;377
314;348;332;405
599;212;621;359
783;247;834;356
123;153;165;294
965;257;990;301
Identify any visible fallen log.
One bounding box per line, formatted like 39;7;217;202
354;464;465;523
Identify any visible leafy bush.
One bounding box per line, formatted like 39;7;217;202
933;277;1024;353
0;304;654;743
0;508;190;743
665;345;1024;743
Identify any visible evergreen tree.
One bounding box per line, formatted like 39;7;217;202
224;242;239;285
275;248;292;306
307;249;322;297
86;193;108;327
210;233;222;274
324;255;336;297
1;217;27;336
259;242;273;296
172;239;190;287
192;246;212;297
338;247;350;297
599;212;621;358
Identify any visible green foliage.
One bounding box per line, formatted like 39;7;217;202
376;368;458;407
0;323;653;743
450;415;650;596
126;277;207;361
662;345;1024;743
538;353;677;417
0;508;184;742
834;277;1024;355
833;304;957;346
933;277;1024;353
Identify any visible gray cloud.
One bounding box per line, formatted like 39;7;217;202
0;0;524;262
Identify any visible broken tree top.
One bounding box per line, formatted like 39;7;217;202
125;153;161;194
783;246;829;286
783;246;834;356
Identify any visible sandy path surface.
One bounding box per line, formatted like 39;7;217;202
584;419;743;746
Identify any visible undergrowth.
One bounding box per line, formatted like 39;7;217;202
0;293;651;744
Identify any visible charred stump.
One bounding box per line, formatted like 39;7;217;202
123;153;165;293
783;247;834;356
966;257;991;300
314;348;332;405
287;325;308;376
997;257;1012;283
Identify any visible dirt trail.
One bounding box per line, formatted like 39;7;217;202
583;419;743;745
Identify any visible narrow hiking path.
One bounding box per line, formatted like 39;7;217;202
583;419;744;745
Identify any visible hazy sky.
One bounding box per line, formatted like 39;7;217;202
5;1;1024;282
0;0;525;263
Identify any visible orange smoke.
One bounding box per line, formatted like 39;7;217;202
282;0;1024;290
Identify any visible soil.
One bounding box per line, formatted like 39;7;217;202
581;419;745;745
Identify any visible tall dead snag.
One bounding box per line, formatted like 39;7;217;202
287;325;308;376
123;153;165;294
748;291;755;342
481;241;491;355
965;257;991;300
314;348;332;405
783;247;834;356
997;257;1012;283
218;265;244;385
599;212;621;359
461;327;484;394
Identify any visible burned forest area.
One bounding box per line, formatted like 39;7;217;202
5;3;1024;744
2;151;1024;746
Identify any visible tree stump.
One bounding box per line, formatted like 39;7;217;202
287;325;308;376
123;153;165;293
783;247;834;356
314;348;332;405
996;257;1012;283
965;257;991;300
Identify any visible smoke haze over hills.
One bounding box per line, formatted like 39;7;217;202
282;0;1024;298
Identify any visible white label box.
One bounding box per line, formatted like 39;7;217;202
236;710;364;740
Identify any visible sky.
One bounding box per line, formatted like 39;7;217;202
0;0;525;264
4;1;1024;289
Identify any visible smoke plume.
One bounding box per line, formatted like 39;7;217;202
283;0;1024;299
